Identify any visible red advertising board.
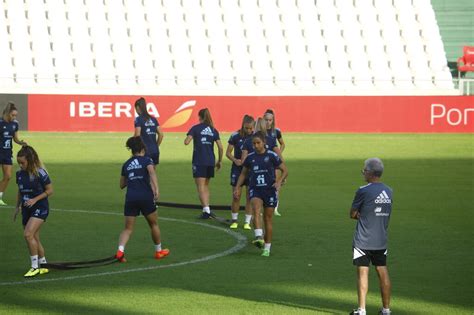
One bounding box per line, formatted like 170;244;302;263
28;94;474;132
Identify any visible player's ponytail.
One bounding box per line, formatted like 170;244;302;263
198;108;214;129
239;115;255;137
17;146;43;177
254;117;267;133
2;102;17;120
135;97;152;121
126;136;146;155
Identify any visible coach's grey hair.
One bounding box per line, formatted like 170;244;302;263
364;157;384;177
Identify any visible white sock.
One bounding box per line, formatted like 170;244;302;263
39;257;47;264
245;214;252;224
254;229;263;238
382;308;390;314
118;245;125;252
357;308;366;315
30;255;39;269
0;192;3;199
155;243;162;252
264;243;271;251
231;212;238;220
203;206;210;214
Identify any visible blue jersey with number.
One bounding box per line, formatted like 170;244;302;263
242;134;277;155
16;168;51;209
243;150;281;189
0;119;19;156
134;115;159;155
121;156;154;201
187;123;220;166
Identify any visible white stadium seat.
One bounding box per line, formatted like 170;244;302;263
0;0;455;95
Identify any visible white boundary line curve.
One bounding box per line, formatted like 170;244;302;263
0;208;247;286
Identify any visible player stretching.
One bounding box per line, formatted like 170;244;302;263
349;158;392;315
234;132;288;257
13;146;52;277
226;115;254;229
115;137;169;262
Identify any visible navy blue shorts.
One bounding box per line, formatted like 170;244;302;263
230;166;248;187
0;153;13;165
249;188;278;208
146;152;159;165
124;199;156;217
192;165;214;178
22;206;49;226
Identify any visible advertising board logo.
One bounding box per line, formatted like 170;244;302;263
161;100;196;128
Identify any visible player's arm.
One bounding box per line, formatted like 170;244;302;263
134;127;141;137
241;149;248;164
24;184;53;207
119;176;127;189
233;166;248;199
13;190;21;221
157;126;164;146
184;135;192;145
226;143;236;162
278;137;285;153
350;208;360;220
13;131;27;146
272;146;283;161
215;139;223;170
274;162;288;191
147;164;159;201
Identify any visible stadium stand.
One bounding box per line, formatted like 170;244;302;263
0;0;463;95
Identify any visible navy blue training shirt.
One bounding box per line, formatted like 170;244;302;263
0;119;19;155
16;168;51;209
228;131;250;164
243;150;282;189
134;115;159;155
187;123;220;166
121;156;154;201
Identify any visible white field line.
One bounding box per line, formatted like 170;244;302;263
0;208;247;286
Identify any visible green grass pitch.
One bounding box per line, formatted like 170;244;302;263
0;132;472;314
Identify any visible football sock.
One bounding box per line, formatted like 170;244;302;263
245;214;252;224
264;243;271;251
39;257;47;264
154;243;162;252
231;212;238;220
30;255;39;269
381;308;390;314
254;229;263;238
118;245;125;252
203;206;210;214
0;192;3;199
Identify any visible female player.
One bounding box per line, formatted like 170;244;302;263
184;108;223;219
226;115;254;229
234;131;288;257
264;109;286;216
240;117;280;163
264;109;285;153
13;146;52;278
0;102;27;206
115;136;169;262
134;97;163;167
